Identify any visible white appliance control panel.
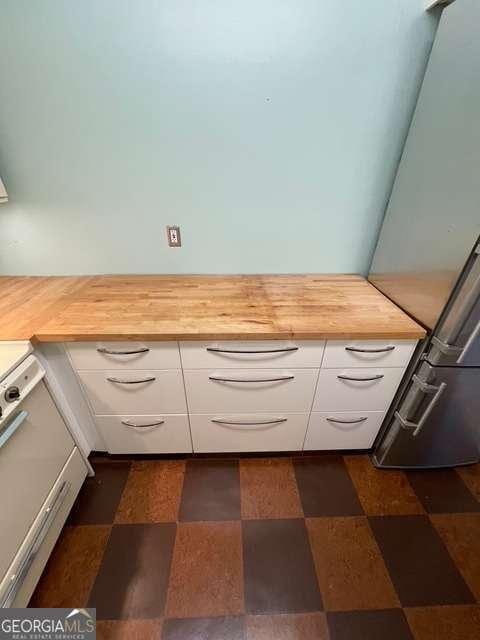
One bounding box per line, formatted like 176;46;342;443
0;356;45;425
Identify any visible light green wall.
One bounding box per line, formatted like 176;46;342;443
0;1;438;275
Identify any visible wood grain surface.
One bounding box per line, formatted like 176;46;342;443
0;275;425;342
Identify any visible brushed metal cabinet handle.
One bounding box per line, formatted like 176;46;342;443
326;416;368;424
345;345;395;353
208;375;294;383
0;410;29;450
107;376;156;384
97;347;150;355
206;346;299;354
121;419;165;429
211;418;288;426
337;374;385;382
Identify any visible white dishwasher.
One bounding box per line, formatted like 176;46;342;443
0;351;88;607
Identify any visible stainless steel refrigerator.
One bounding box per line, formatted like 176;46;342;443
368;0;480;469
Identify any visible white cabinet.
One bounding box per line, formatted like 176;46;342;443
189;413;309;453
180;340;325;368
313;368;405;412
322;340;416;368
66;337;416;453
304;411;385;450
78;370;187;415
183;369;319;413
69;342;189;453
95;414;192;454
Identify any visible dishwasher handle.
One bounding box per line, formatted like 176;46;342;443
0;480;71;607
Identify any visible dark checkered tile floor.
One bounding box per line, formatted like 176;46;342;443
30;455;480;639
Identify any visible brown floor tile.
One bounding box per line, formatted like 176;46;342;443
162;617;245;640
345;455;424;516
68;461;131;525
97;619;162;640
115;460;185;524
240;458;303;519
406;469;480;514
165;521;244;618
88;523;176;619
405;605;480;640
243;519;322;614
294;456;363;517
431;513;480;601
327;610;414;640
369;515;475;607
307;516;399;611
30;525;110;607
246;613;328;640
456;463;480;500
179;459;241;522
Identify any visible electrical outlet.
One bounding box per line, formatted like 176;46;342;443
167;225;181;247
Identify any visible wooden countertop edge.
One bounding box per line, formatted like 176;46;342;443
32;329;426;342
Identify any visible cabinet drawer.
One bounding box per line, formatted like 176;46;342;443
322;340;416;368
180;340;325;368
190;413;309;453
313;368;405;412
67;341;181;370
78;370;187;415
183;369;318;413
95;414;192;454
304;411;385;450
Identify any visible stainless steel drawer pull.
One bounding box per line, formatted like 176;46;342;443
208;375;294;383
121;419;165;429
212;418;287;426
326;416;368;424
107;376;156;384
206;346;299;354
337;374;384;382
0;410;29;450
0;481;71;607
98;347;150;355
345;345;395;353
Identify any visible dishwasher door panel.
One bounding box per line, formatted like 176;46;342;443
0;382;75;577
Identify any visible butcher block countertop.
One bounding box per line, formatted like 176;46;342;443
0;274;425;342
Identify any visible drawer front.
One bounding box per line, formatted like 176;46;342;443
78;370;187;415
95;414;192;454
67;341;181;370
0;382;75;579
184;369;318;413
313;368;405;412
180;340;325;368
190;413;309;453
322;340;416;368
304;411;385;450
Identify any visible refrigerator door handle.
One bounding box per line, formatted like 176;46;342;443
395;378;447;437
431;336;463;357
432;242;480;362
457;317;480;363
